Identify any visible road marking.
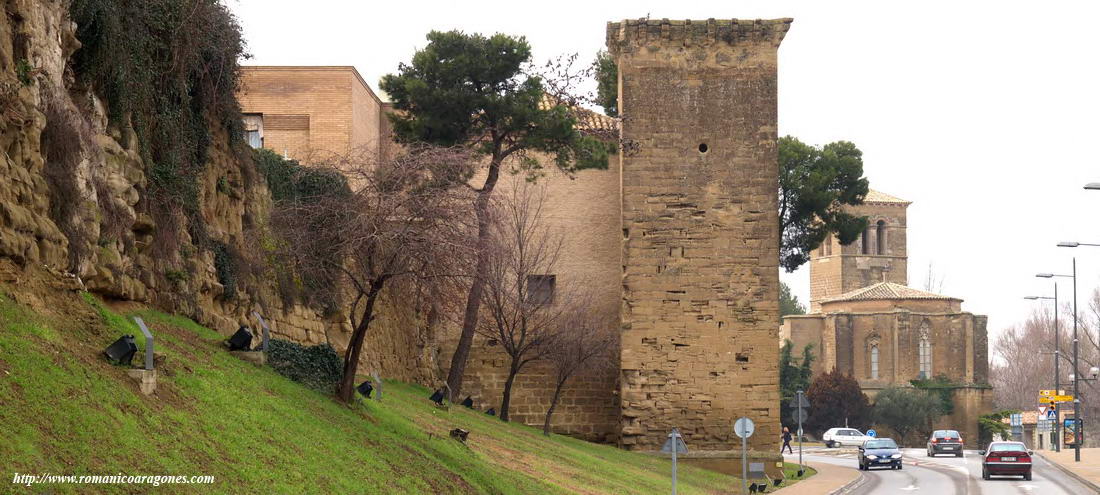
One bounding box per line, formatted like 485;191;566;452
900;485;919;491
1018;484;1036;491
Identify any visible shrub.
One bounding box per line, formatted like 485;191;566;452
873;386;943;446
266;339;343;393
804;369;872;435
69;0;248;250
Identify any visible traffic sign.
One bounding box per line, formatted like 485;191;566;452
1038;396;1073;404
661;428;688;454
1040;389;1056;397
789;394;810;409
793;408;810;423
734;417;755;438
1046;408;1057;420
866;429;877;438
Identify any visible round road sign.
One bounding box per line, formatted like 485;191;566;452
866;429;877;438
734;417;755;438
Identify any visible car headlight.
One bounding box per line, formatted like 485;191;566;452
891;454;902;459
866;455;878;460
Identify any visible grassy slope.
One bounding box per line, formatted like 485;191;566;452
0;290;810;494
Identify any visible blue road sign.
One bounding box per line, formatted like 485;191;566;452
866;429;877;438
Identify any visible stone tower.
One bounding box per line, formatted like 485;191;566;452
609;18;792;451
808;190;911;312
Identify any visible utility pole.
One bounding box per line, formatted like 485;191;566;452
1072;257;1080;462
1054;283;1061;452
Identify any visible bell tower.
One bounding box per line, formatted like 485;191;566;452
610;18;792;451
808;190;911;311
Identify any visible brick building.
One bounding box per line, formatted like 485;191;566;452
782;192;992;442
237;18;793;456
237;66;389;162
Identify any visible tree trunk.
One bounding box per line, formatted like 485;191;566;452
338;284;382;403
445;156;502;400
500;364;519;422
543;378;567;436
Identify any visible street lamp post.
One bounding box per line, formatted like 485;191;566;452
1084;182;1100;191
1025;287;1060;452
1037;261;1079;461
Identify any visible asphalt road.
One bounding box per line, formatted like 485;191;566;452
784;447;1097;494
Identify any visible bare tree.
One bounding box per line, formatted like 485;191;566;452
477;178;572;421
542;300;614;436
923;262;946;294
993;292;1100;446
275;145;473;403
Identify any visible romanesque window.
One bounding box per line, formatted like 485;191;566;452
918;323;932;379
526;275;556;305
861;227;871;255
876;220;886;255
243;114;263;149
825;234;832;256
870;345;879;379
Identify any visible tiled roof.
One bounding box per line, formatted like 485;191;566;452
864;189;910;205
821;282;961;303
539;95;618;133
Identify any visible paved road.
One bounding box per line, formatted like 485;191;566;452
784;447;1097;494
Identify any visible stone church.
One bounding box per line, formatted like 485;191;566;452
237;18;796;457
780;191;992;442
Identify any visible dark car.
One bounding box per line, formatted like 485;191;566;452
980;441;1032;481
926;429;964;457
858;438;902;470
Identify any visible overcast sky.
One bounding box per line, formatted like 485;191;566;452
229;0;1100;345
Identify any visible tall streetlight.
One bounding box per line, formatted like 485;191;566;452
1024;289;1060;452
1085;183;1100;190
1037;260;1079;461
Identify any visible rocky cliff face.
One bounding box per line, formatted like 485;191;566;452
0;0;438;384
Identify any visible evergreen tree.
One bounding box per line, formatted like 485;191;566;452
381;31;610;400
779;340;815;429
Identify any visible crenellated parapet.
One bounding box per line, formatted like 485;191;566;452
607;18;793;58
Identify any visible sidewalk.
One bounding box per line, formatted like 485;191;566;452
1037;448;1100;491
773;459;859;495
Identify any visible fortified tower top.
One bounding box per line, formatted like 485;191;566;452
606;18;793;58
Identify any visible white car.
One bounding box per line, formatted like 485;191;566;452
822;428;872;448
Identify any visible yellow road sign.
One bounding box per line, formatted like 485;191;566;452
1040;390;1056;397
1039;395;1074;403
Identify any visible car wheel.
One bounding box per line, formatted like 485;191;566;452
1023;472;1031;481
956;452;962;458
825;441;834;448
897;463;902;470
982;468;989;480
926;449;932;457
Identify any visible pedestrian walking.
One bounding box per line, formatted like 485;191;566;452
781;426;793;454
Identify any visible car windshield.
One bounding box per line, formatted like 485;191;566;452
989;443;1026;452
864;439;897;449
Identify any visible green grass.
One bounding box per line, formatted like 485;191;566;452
0;291;813;493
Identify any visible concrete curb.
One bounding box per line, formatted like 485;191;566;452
1036;452;1100;492
827;472;865;495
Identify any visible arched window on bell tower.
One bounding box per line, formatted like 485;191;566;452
876;220;887;255
861;226;871;254
870;345;880;379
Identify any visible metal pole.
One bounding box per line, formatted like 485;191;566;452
741;433;748;495
797;390;804;472
1073;258;1080;462
671;430;677;495
1055;283;1061;452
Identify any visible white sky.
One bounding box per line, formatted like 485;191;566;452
228;0;1100;344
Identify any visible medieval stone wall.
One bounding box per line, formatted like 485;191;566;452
609;18;791;451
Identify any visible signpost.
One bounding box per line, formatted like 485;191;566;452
734;417;755;495
1038;396;1073;404
789;390;810;476
661;428;688;495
